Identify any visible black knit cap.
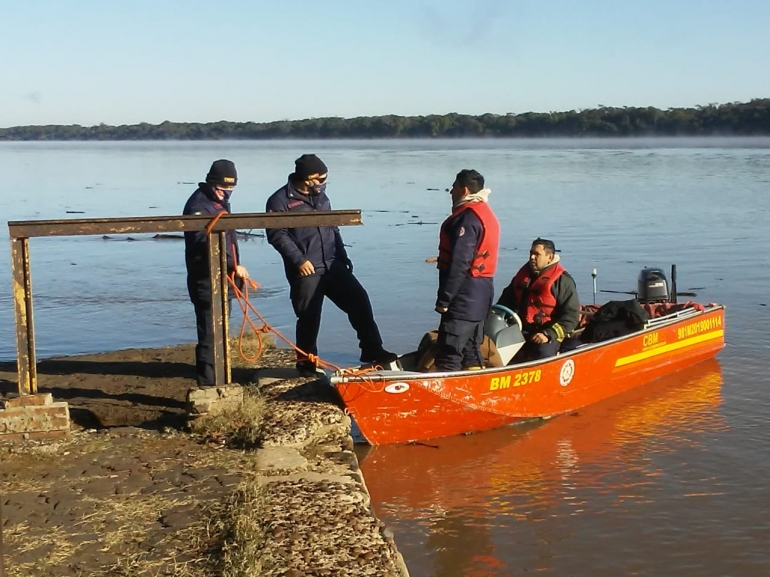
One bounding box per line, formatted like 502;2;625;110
206;159;238;188
294;154;328;180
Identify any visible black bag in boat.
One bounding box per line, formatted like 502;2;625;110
582;299;650;343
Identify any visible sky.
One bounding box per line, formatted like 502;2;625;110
2;0;769;128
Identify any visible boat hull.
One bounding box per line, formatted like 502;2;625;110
333;306;725;445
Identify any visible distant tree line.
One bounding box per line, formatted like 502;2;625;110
2;99;769;140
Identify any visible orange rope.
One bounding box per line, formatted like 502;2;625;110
204;212;386;389
204;211;227;235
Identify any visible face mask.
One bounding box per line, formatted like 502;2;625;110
214;186;233;201
310;182;327;195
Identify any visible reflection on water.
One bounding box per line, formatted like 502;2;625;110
359;360;745;576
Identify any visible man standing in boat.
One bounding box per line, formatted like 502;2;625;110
434;169;500;371
266;154;397;376
497;238;580;360
183;159;250;386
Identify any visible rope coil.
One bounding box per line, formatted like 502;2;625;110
205;212;386;390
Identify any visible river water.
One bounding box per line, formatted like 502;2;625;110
1;138;769;575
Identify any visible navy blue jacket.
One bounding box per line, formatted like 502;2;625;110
265;180;349;279
183;183;240;287
436;208;494;322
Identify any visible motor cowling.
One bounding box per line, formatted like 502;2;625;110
637;267;670;303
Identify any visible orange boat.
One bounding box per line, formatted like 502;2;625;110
332;301;725;445
356;360;725;577
359;358;726;513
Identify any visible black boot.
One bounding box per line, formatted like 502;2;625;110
360;347;398;365
296;360;325;378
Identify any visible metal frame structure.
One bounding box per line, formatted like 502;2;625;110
7;210;362;395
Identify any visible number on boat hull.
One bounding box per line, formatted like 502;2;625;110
489;370;542;391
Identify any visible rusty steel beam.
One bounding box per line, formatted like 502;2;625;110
219;232;233;385
7;210;362;239
219;232;232;384
208;233;227;386
10;238;37;395
7;209;362;397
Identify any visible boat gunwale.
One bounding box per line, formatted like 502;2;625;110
331;304;725;384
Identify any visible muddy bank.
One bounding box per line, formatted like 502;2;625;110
0;344;409;576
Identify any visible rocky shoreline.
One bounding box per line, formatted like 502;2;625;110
0;343;409;576
249;363;409;577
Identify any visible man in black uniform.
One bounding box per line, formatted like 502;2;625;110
266;154;396;376
183;159;250;385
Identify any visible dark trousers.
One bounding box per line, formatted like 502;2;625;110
559;336;583;354
290;262;382;358
189;278;231;386
512;338;561;363
193;300;216;385
434;317;484;371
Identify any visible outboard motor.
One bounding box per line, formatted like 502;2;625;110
637;267;670;303
484;305;526;365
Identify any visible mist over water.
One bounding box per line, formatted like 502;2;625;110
2;138;769;575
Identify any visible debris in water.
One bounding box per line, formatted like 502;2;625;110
153;234;184;240
410;441;439;448
236;230;265;239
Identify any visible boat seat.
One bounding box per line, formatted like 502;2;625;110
484;305;526;365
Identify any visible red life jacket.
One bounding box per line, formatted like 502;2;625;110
437;201;499;277
511;262;566;325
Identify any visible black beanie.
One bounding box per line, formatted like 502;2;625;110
294;154;328;180
206;159;238;187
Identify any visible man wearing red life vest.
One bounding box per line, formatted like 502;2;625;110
434;169;500;371
497;238;580;360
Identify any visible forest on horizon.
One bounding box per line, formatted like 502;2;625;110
2;99;769;141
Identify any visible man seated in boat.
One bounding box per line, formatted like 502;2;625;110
496;238;580;361
433;169;500;371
